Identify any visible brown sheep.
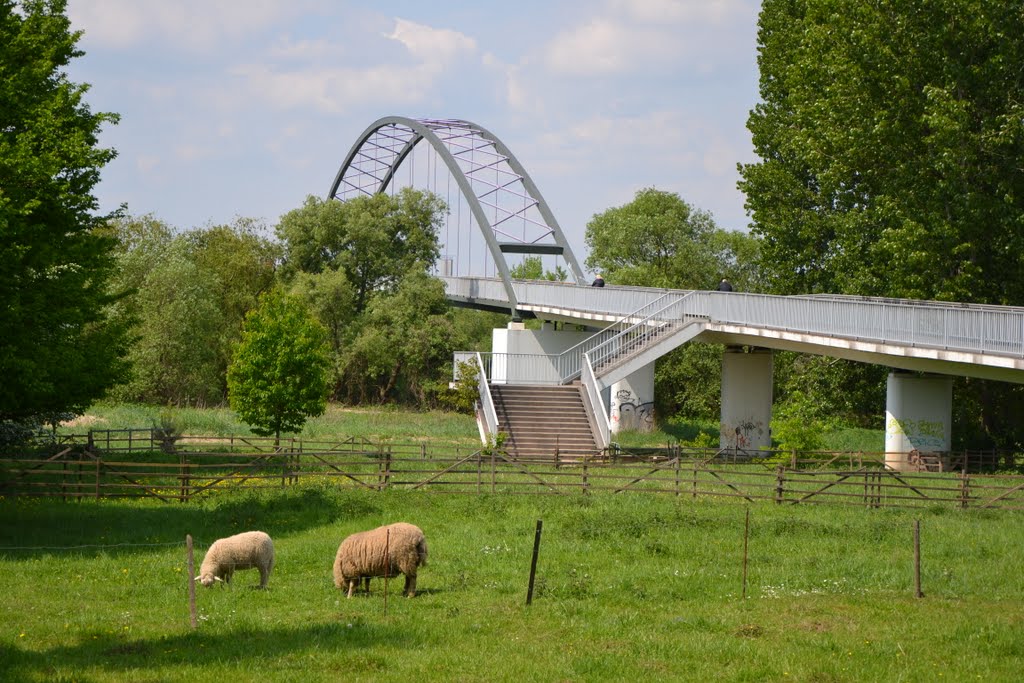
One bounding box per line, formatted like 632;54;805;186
332;522;428;598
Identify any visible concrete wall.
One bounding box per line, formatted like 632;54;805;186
610;364;656;433
885;372;953;470
720;347;773;452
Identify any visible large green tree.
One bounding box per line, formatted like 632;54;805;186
585;188;761;291
276;189;445;315
739;0;1024;303
0;0;130;422
739;0;1024;449
227;290;331;444
106;216;278;406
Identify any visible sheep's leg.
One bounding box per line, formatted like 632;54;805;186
404;574;416;598
362;577;371;594
346;579;356;598
258;566;269;589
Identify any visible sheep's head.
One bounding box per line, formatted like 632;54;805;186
195;573;223;587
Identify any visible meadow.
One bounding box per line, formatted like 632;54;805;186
2;483;1022;682
61;401;885;453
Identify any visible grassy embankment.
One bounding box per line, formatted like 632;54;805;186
1;484;1021;682
61;402;885;453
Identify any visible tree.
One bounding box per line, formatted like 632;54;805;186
739;0;1024;303
116;246;225;406
180;219;279;393
509;255;568;282
339;271;464;405
276;189;445;315
585;188;721;289
739;0;1024;449
0;0;130;422
227;290;331;444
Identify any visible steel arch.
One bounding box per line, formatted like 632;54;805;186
328;116;586;315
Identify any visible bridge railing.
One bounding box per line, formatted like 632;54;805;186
585;293;697;378
445;277;1024;360
474;352;499;439
580;354;610;449
688;292;1024;358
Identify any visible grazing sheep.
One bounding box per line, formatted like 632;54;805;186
196;531;275;589
333;522;428;598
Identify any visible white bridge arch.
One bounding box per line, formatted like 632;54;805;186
328;116;586;316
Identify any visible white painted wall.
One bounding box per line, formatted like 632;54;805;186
720;347;774;452
610;364;656;433
885;372;953;470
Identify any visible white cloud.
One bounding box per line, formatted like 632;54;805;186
541;0;756;77
545;18;674;76
269;36;348;61
608;0;751;25
230;18;481;114
176;143;211;162
68;0;311;51
229;62;435;114
384;18;477;64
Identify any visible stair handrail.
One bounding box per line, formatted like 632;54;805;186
580;353;610;448
586;291;696;376
474;352;499;439
555;292;678;382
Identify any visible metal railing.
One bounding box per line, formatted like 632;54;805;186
474;352;499;439
444;276;1024;360
580;355;610;448
586;293;698;376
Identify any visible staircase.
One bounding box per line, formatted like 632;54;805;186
490;384;600;462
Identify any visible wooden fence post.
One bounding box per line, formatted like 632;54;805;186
674;457;681;497
959;469;970;509
774;465;785;504
186;535;198;628
526;520;543;606
913;520;923;598
582;455;589;495
742;508;750;599
692;461;698;499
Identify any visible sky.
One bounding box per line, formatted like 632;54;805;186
66;0;762;265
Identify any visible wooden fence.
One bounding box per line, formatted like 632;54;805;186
2;438;1023;510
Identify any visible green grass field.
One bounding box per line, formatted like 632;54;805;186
1;484;1022;682
62;402;886;453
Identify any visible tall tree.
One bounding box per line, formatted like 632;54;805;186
339;271;464;405
739;0;1024;303
227;290;331;445
0;0;130;422
585;188;760;291
739;0;1024;449
276;189;445;315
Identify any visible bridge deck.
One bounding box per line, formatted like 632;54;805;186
441;276;1024;384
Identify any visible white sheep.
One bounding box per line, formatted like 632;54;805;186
333;522;428;598
195;530;275;589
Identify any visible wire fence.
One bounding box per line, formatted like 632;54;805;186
2;433;1022;510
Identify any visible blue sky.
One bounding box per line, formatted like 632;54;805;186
67;0;762;263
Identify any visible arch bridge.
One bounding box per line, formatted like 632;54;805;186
329;116;1024;470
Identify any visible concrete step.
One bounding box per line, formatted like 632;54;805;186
489;383;599;460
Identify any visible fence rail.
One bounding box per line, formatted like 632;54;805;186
2;438;1022;510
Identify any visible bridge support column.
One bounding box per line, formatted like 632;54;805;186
885;372;952;471
610;364;656;434
720;347;773;453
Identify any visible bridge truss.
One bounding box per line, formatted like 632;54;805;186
328;116;586;316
